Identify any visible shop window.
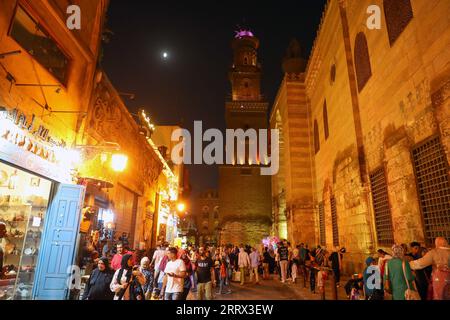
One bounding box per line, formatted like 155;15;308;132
370;167;394;246
318;201;326;246
323;100;329;140
0;161;52;300
354;32;372;92
411;136;450;244
384;0;413;46
314;120;320;154
10;6;69;84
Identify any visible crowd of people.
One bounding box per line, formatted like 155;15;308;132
79;237;450;301
343;238;450;300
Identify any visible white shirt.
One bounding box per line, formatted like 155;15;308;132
238;250;251;268
164;259;186;293
110;269;146;300
249;251;261;268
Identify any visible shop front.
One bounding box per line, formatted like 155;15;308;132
0;107;84;300
156;190;181;246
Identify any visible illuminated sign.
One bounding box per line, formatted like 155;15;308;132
0;107;68;165
0;107;78;183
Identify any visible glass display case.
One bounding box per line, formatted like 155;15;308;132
0;162;52;300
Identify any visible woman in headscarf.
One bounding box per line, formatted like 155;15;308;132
110;254;146;300
384;244;417;300
81;257;114;300
328;246;343;287
139;257;154;300
410;237;450;300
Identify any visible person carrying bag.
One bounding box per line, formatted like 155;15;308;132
402;260;421;300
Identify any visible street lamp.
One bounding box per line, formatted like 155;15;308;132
176;202;186;213
74;142;128;173
111;154;128;172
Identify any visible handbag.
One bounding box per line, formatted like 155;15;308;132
402;261;421;300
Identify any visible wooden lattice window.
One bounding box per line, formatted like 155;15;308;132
319;202;326;246
314;120;320;154
354;32;372;92
370;167;394;246
412;136;450;244
323;100;329;140
331;196;339;247
384;0;413;46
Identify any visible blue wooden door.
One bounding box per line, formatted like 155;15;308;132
33;184;85;300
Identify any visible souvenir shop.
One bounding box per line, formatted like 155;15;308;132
0;107;84;300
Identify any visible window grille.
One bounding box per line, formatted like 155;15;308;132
370;167;394;246
319;202;326;246
331;196;339;247
412;136;450;244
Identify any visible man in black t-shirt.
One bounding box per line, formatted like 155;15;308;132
195;246;215;300
278;243;289;283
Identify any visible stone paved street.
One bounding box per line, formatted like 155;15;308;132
188;275;350;300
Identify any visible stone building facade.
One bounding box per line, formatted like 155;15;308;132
271;0;450;273
0;0;109;299
219;32;272;246
195;189;220;245
79;70;164;250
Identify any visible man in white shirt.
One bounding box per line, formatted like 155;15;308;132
238;246;251;285
164;247;186;300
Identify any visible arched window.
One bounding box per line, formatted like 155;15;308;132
202;206;209;219
323;100;329;140
384;0;413;46
314;120;320;154
354;32;372;92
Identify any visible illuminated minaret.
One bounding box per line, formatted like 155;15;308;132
218;29;272;246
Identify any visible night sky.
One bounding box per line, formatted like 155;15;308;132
101;0;327;197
